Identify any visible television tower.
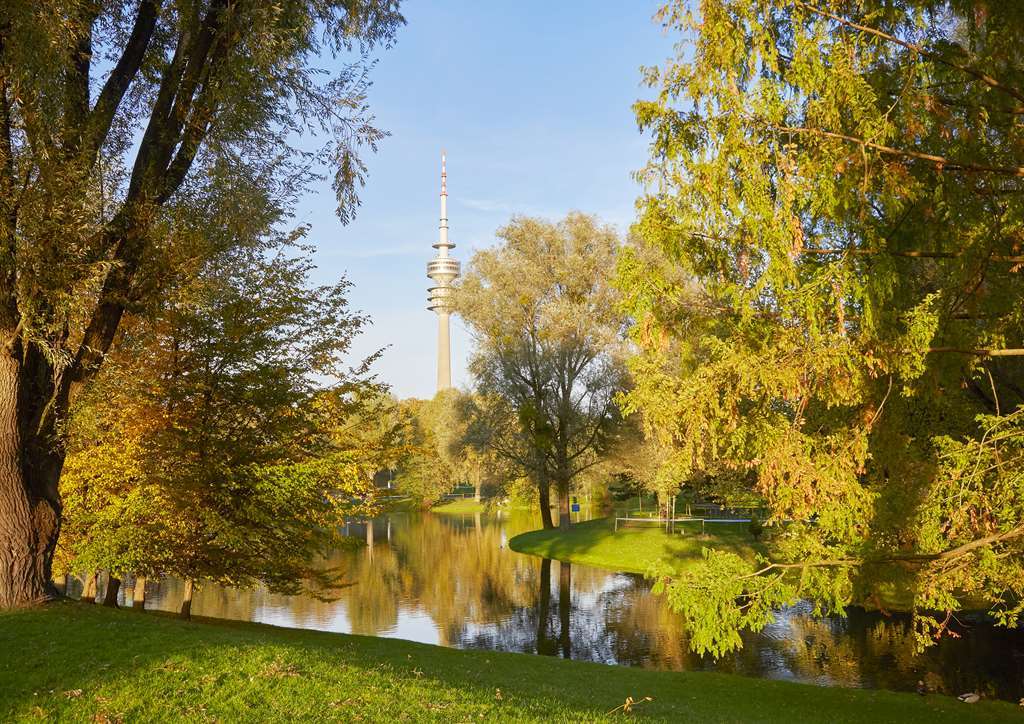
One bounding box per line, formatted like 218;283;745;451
427;153;460;391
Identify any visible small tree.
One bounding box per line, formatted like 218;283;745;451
456;213;627;529
392;397;455;506
433;389;506;502
58;237;382;616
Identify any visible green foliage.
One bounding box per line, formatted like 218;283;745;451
0;0;404;604
652;551;790;658
622;0;1024;655
913;409;1024;640
58;237;385;596
456;213;628;520
391;394;460;506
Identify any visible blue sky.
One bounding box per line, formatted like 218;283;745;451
299;1;674;400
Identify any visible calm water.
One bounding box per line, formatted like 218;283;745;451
112;511;1024;701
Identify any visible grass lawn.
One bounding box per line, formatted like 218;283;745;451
1;602;1018;723
508;517;760;575
432;497;488;514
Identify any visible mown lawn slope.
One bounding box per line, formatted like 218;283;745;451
1;601;1017;722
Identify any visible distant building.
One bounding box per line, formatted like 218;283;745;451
426;153;460;391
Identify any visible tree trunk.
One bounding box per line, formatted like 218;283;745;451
81;571;97;602
0;352;64;608
180;578;194;619
557;480;571;530
132;576;146;610
538;478;554;530
102;573;120;607
474;482;480;503
558;561;571;658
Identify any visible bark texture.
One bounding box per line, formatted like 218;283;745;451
102;573;121;607
0;355;62;608
557;482;571;530
132;576;147;609
180;578;194;619
0;0;245;609
81;571;97;602
537;479;554;530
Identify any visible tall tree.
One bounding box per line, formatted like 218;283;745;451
624;0;1024;655
456;213;627;529
0;0;403;606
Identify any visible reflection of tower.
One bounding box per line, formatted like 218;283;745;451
427;152;460;391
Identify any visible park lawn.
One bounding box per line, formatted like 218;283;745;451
508;516;760;575
432;497;488;514
1;602;1019;723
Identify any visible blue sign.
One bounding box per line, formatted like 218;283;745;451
571;503;580;512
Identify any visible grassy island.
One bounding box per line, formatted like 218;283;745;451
508;517;761;575
2;602;1018;723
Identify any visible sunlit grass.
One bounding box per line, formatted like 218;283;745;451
1;601;1016;723
508;517;761;575
431;497;488;514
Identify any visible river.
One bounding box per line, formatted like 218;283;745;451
113;510;1024;702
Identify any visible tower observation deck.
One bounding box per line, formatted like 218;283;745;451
427;153;460;391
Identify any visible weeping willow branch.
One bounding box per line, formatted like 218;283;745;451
776;125;1024;177
737;523;1024;581
798;247;1024;264
682;231;1024;263
794;0;1024;107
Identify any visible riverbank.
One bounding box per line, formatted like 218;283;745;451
432;497;487;514
1;601;1017;723
508;516;760;575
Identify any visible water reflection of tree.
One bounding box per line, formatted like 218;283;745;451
753;606;1024;699
535;559;555;655
385;513;536;645
130;511;1024;702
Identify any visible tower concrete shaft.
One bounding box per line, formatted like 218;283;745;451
427;153;460;391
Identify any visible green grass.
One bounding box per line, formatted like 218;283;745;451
1;602;1018;723
508;517;760;575
432;497;488;514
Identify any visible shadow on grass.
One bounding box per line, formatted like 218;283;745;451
0;600;617;722
1;600;1017;723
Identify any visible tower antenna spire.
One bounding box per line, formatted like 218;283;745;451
427;151;460;391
